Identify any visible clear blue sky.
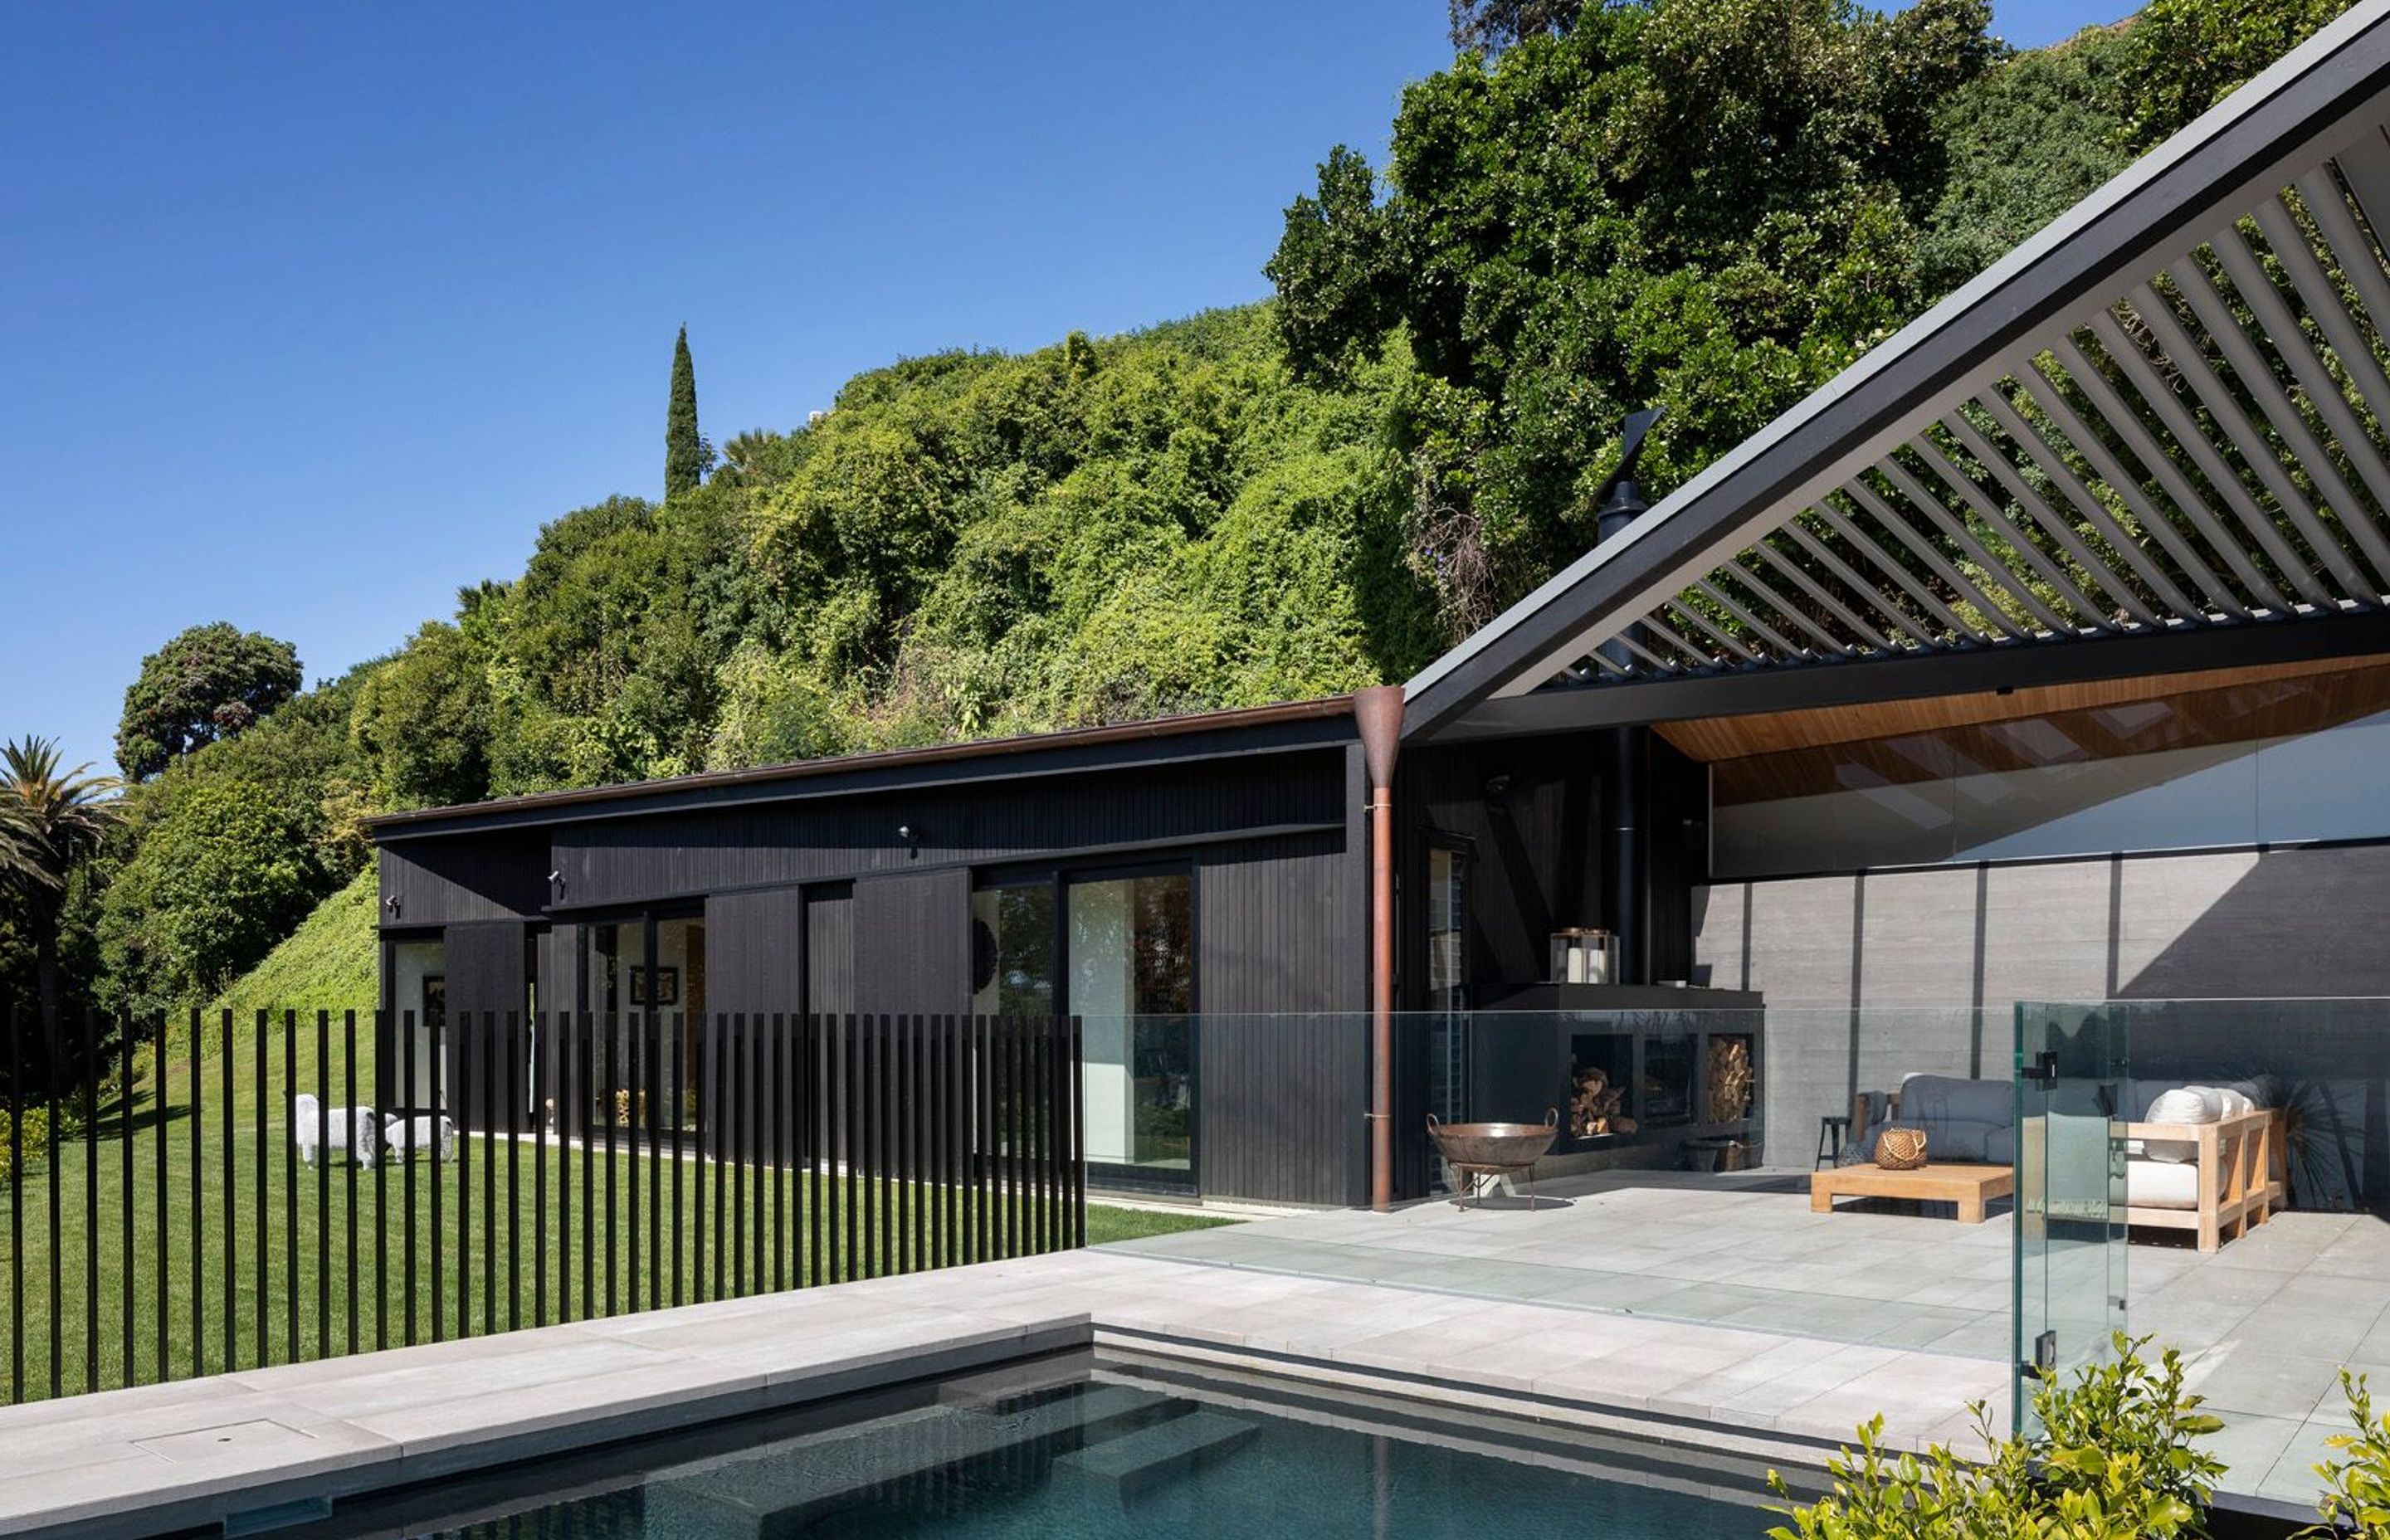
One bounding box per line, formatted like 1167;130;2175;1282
1;1;2122;777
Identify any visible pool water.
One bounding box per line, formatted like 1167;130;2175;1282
334;1356;1773;1539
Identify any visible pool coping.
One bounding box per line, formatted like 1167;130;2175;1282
0;1249;2036;1539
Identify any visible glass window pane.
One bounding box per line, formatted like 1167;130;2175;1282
390;939;445;1108
1069;872;1194;1174
653;917;704;1133
2257;707;2390;843
971;885;1056;1017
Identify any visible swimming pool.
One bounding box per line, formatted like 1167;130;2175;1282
291;1351;1783;1539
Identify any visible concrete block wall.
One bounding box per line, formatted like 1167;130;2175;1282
1693;843;2390;1180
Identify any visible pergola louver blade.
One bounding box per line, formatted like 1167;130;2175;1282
1402;7;2390;736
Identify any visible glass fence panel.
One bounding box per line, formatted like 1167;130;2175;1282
1078;1015;1197;1193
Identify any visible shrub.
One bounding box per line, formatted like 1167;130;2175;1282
0;1103;82;1183
1769;1334;2222;1540
2303;1370;2390;1538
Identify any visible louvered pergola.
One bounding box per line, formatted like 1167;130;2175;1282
1404;2;2390;743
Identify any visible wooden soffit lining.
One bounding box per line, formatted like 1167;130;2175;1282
1656;654;2390;763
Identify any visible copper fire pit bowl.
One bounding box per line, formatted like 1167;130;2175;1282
1426;1110;1558;1210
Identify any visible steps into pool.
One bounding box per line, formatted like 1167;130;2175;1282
1052;1408;1261;1501
646;1385;1157;1537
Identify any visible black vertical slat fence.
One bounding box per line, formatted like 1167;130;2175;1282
0;1009;1083;1403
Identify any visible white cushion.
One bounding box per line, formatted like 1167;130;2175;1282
2142;1086;2219;1163
2193;1084;2256;1118
2128;1157;2201;1211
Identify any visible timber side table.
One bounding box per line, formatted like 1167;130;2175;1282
1809;1162;2014;1224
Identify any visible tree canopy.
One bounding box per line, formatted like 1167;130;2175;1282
115;621;301;781
666;325;712;500
6;0;2351;1021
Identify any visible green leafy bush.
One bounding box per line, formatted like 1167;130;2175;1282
1769;1335;2223;1539
2304;1370;2390;1538
0;1103;84;1183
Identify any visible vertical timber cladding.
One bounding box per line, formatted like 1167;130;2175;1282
805;887;856;1019
853;869;973;1017
1192;749;1372;1206
442;920;529;1128
703;887;806;1162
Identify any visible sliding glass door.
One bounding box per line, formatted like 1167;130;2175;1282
583;912;707;1143
1068;868;1194;1184
969;865;1197;1190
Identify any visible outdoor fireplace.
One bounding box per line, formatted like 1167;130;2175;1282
1453;991;1763;1174
1568;1035;1636;1138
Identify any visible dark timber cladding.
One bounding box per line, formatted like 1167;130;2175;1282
369;699;1373;1206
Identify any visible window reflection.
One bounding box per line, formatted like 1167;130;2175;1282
971;885;1056;1017
1070;871;1194;1174
1712;662;2390;878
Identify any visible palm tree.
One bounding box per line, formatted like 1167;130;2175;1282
0;738;122;1031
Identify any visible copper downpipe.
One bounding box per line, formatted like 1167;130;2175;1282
1354;685;1405;1212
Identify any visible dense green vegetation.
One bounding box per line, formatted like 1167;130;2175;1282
0;0;2349;1036
207;868;380;1020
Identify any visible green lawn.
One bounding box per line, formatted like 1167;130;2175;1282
0;1018;1236;1404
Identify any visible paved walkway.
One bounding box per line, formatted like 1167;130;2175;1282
2;1173;2378;1534
1109;1168;2390;1507
0;1245;2002;1539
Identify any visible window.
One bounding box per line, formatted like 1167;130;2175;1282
583;913;705;1138
389;938;444;1109
1710;663;2390;878
1426;843;1470;1123
970;884;1056;1017
1068;870;1194;1178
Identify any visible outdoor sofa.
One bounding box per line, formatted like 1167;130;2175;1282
1846;1075;2285;1252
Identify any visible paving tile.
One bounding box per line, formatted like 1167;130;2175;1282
2198;1408;2305;1497
2251;1414;2345;1504
2183;1343;2348;1421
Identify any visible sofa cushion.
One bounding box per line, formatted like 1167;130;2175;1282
2141;1086;2218;1163
1895;1075;2015;1164
2127;1157;2200;1211
2195;1084;2256;1118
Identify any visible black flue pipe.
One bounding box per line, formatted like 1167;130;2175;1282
1597;480;1651;986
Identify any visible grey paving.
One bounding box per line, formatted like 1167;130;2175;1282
1105;1167;2390;1504
0;1172;2376;1533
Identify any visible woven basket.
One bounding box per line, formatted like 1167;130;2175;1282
1875;1127;1929;1171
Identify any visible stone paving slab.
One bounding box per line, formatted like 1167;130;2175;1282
0;1243;1988;1540
2;1172;2377;1534
1106;1167;2390;1506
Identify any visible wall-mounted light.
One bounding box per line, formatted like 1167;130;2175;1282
896;824;921;852
549;869;566;895
1482;773;1513;804
384;894;402;919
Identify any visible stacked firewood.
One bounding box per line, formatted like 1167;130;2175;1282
1706;1036;1755;1123
1569;1065;1638;1138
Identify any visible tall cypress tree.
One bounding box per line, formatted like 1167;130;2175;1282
665;325;705;499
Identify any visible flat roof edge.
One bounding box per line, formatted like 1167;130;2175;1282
365;694;1359;839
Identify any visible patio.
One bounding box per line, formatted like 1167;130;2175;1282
1105;1168;2390;1506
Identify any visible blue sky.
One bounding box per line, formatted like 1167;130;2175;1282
1;1;2124;777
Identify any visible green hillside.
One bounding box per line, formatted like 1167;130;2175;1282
17;0;2344;1025
208;867;379;1019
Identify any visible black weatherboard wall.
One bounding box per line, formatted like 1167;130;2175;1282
373;706;1374;1206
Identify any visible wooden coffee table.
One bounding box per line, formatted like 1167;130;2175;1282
1810;1162;2014;1224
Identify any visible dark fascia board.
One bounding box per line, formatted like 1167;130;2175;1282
1400;5;2390;741
1426;607;2390;742
369;699;1357;842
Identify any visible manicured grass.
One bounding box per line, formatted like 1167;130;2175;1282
1;1019;1237;1403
